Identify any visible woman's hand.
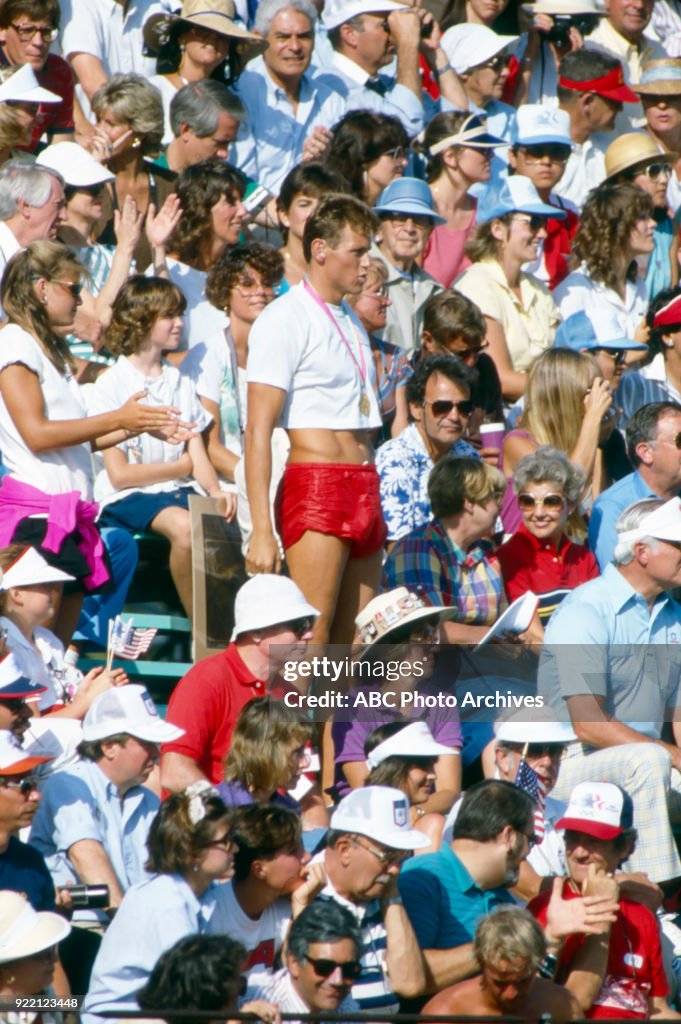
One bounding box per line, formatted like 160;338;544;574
291;860;328;918
113;195;143;253
87;127;133;163
583;377;613;423
118;391;183;435
146;194;183;250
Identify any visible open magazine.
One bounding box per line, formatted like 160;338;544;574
473;591;539;651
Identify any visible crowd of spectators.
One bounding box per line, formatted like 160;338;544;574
5;0;681;1018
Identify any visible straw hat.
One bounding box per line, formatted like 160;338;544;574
604;131;677;179
144;0;264;56
633;58;681;96
355;587;455;650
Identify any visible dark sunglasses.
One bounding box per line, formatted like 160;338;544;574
203;831;234;849
479;53;508;72
518;144;572;163
594;347;627;365
304;956;363;981
0;698;28;713
53;279;83;299
517;492;565;511
66;184;104;199
510;742;565;760
638;162;672;181
0;774;39;795
423;398;474;417
511;213;547;232
285;617;314;638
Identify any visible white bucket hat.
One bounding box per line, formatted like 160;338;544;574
330;785;430;850
366;722;454;768
82;685;185;743
0;892;71;963
0;547;73;591
230;575;319;641
37;142;114;188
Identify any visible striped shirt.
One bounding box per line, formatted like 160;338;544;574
382;518;505;625
616;353;681;428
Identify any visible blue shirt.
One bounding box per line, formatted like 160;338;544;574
0;836;55;911
29;758;158;894
398;843;513;949
315;52;423;137
539;563;681;737
588;471;657;570
376;423;478;541
232;56;346;194
82;873;214;1020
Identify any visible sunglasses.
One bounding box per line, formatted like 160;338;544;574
517;492;565;511
479;53;508;72
382;146;407;162
0;698;27;713
285;616;314;638
594;347;627;365
661;432;681;449
637;162;672;181
66;184;104;199
0;774;39;795
517;144;572;163
53;279;83;299
204;831;234;849
510;742;565;760
352;836;408;867
445;340;489;358
423;398;474;417
511;213;547;232
304;956;363;981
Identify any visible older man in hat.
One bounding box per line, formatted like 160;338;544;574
541;496;681;889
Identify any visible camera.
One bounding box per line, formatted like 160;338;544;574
65;884;110;909
544;13;599;46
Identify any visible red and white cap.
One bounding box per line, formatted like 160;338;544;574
555;782;634;839
0;731;52;776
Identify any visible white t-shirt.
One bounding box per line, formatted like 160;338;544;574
247;283;382;430
206;882;290;998
160;260;229;353
2;618;61;711
180;328;245;455
148;75;177;146
553;269;648;340
87;355;211;508
0;325;93;498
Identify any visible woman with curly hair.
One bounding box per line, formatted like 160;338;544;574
0;243;179;642
165;157;248;353
90;74;175;273
324;110;409;205
181;242;283;484
422;111;504;288
499;348;614;534
84;784;236;1020
90;275;234;618
553;182;655;342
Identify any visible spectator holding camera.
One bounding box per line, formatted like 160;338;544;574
515;0;603;109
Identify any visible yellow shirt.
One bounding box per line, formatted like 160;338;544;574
455;259;560;372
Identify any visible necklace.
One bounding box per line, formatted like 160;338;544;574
303;280;371;416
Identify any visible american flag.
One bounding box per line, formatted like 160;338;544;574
515;758;547;842
109;616;157;661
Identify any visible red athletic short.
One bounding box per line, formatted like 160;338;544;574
276;462;387;559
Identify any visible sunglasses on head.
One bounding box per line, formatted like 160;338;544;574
423;398;474;417
304;956;363;981
517;492;565;511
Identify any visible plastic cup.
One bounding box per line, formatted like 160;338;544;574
479;422;505;450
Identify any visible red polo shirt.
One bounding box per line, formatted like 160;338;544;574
163;643;267;784
496;523;599;624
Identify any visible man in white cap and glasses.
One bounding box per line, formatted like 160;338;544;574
290;786;429;1011
540;495;681;892
29;684;183;915
161;574;317;794
372;177;444;352
318;0;465;137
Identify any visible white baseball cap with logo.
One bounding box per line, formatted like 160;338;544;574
330;785;430;850
82;685;185;743
323;0;407;31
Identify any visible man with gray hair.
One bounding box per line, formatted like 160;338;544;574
0;159;67;287
152;81;246;179
231;0;345;193
539;495;681;887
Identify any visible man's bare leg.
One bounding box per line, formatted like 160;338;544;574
284;530;351;645
330;548;383;645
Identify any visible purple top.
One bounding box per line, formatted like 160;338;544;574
331;681;462;800
216;778;301;814
500;428;536;535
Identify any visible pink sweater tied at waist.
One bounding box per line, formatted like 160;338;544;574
0;476;109;589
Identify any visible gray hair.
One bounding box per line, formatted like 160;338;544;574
288;902;361;965
169;80;245;139
0;160;63;221
91;73;164;155
254;0;317;35
612;497;665;566
513;446;586;506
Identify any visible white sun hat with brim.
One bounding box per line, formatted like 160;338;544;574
355;587;456;650
330;785;431;849
476;174;567;223
523;0;603;16
617;497;681;546
494;706;577;744
0;730;53;775
366;722;455;768
441;23;518;75
0;547;74;591
0;892;71;963
230;574;319;641
82;685;185;743
0;64;60;105
37;142;115;188
323;0;407;30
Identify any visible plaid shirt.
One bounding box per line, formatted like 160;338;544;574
382;518;505;624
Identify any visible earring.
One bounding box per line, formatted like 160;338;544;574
41;293;48;304
131;138;141;149
192;863;199;873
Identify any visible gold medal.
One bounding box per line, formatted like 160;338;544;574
359;390;371;416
